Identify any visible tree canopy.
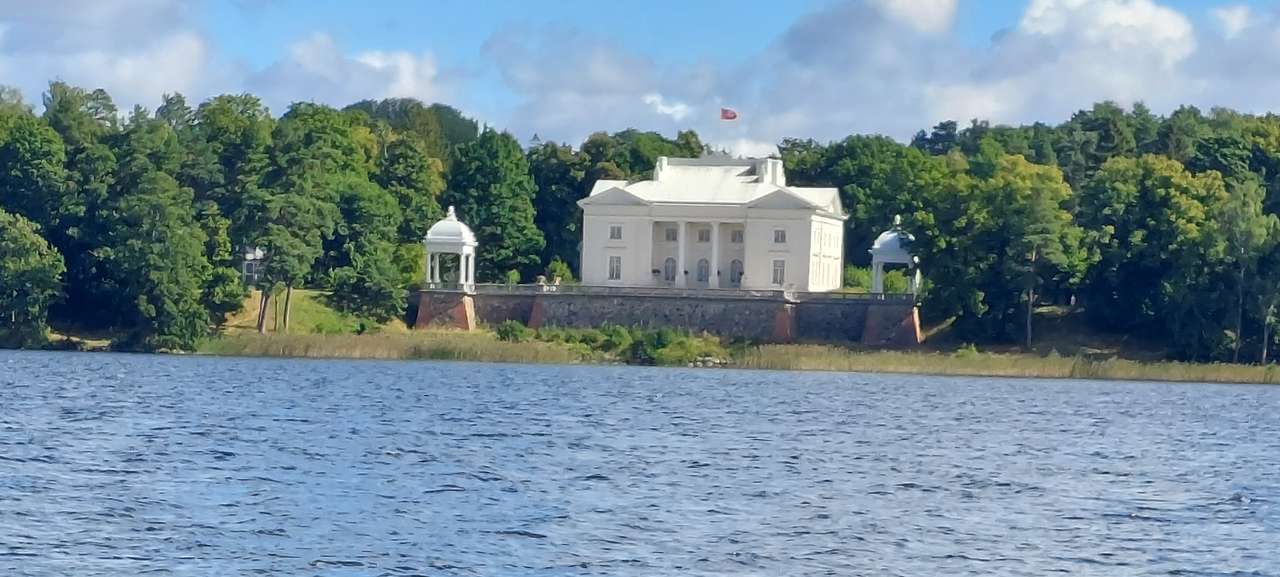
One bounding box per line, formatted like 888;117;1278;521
0;82;1277;362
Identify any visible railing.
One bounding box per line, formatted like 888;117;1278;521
424;281;474;292
431;283;917;304
793;291;916;303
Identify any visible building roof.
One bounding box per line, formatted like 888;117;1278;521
424;206;476;248
580;156;844;218
870;228;915;263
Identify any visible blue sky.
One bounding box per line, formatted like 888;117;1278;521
3;0;1280;153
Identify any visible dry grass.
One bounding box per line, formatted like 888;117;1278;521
737;345;1280;385
202;330;586;365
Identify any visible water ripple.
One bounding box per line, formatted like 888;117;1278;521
1;350;1278;576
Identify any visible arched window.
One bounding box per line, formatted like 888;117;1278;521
730;259;743;287
696;259;710;284
663;257;677;283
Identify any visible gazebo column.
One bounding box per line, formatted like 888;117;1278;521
464;252;475;290
432;253;441;283
424;248;432;285
676;220;687;288
871;258;885;293
710;221;720;289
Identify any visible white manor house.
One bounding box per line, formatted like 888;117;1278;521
578;156;846;292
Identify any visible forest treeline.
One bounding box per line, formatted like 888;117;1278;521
0;83;1277;362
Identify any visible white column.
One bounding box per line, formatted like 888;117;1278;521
432;253;441;283
676;220;687;288
465;253;474;287
710;222;720;289
425;249;432;285
871;259;884;293
643;220;655;286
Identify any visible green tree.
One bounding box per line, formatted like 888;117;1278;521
1078;155;1230;357
528;140;588;270
191;94;275;254
259;102;364;330
326;177;406;320
0;210;64;348
375;136;444;243
40;82;120;324
1216;179;1276;362
934;155;1084;343
98;171;213;350
444;128;545;280
0;111;67;231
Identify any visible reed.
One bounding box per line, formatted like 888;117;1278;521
736;345;1280;385
202;330;587;365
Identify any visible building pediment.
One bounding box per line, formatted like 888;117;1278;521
746;188;819;211
578;186;651;207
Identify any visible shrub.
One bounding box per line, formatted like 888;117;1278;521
504;269;521;285
495;320;532;342
313;318;350;335
843;266;871;290
843;265;910;293
600;324;633;353
545;258;576;284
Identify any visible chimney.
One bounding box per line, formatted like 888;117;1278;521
654;156;669;181
758;158;786;186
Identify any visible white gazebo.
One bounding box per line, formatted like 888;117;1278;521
424;206;477;293
870;216;922;297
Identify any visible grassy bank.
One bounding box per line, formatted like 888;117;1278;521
188;291;1280;384
201;332;1280;384
202;330;588;364
738;345;1280;385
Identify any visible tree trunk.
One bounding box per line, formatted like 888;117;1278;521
1264;303;1274;365
256;290;270;334
282;285;294;333
1026;286;1035;352
1025;248;1037;352
1234;264;1244;364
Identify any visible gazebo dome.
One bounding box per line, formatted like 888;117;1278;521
870;229;914;261
425;206;476;247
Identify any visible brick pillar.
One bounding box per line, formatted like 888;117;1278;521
528;295;547;329
861;304;922;347
771;303;797;343
415;291;476;331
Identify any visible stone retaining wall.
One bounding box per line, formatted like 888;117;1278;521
411;290;921;346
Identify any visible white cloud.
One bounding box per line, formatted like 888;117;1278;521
724;138;780;158
1212;5;1254;39
872;0;958;34
643;93;692;121
247;32;451;112
0;0;218;110
10;0;1280;155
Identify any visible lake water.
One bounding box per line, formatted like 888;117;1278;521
1;351;1277;576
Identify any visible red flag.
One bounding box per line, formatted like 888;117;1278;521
720;107;739;121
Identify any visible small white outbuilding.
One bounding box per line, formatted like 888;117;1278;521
423;206;477;293
869;216;921;297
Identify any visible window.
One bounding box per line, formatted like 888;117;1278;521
730;259;744;287
696;259;710;283
771;259;786;286
609;224;623;240
608;256;622;281
697;229;711;243
665;227;678;242
731;229;744;244
663;257;677;282
773;229;787;244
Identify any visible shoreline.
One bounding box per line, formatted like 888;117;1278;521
192;332;1280;386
